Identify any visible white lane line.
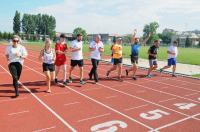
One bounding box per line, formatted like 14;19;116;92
123;79;200;104
33;126;56;132
77;113;111;123
0;65;77;132
184;93;198;97
8;110;29;116
23;61;154;131
143;78;200;93
0;97;27;103
44;92;70;97
81;62;200;104
64;102;80;106
158;98;177;103
105;95;118;99
72;66;199;118
124;104;149;111
153;112;200;131
81;87;102;92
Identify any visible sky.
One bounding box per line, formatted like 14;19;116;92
0;0;200;36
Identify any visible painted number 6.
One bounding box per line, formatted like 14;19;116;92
90;120;128;132
140;109;170;120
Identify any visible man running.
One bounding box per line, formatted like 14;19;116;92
68;33;85;85
146;39;160;78
88;35;104;83
125;29;151;80
160;41;178;77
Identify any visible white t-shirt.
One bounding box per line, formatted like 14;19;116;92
168;45;178;59
5;44;28;65
70;40;83;60
89;41;104;60
43;49;54;64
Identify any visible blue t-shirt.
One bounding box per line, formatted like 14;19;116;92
131;43;140;56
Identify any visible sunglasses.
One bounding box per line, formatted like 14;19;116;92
13;40;19;43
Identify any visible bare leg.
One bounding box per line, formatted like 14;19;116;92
44;71;51;93
62;64;67;82
55;66;60;80
172;65;176;75
118;64;122;78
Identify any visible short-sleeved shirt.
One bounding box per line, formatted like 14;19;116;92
112;44;122;59
70;40;83;60
131;43;140;56
5;44;28;65
55;43;67;66
89;41;104;60
148;45;158;60
168;45;178;59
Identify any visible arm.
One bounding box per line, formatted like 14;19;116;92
39;49;44;61
131;29;137;44
20;47;28;59
148;48;156;57
98;47;104;53
142;32;152;45
5;54;9;61
89;42;96;51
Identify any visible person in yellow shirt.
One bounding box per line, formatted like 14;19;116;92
106;37;123;81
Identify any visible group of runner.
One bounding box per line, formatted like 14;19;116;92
5;30;178;97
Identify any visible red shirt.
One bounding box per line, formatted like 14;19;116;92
55;43;68;66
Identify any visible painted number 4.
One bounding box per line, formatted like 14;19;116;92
90;120;128;132
140;109;170;120
174;103;197;110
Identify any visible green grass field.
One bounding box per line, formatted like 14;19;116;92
1;41;200;65
192;74;200;78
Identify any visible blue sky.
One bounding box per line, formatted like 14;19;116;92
1;0;200;36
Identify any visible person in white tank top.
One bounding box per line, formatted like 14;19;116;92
39;38;56;93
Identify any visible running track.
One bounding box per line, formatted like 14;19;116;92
0;44;200;132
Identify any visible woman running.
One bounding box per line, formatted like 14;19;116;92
39;38;56;93
5;35;28;97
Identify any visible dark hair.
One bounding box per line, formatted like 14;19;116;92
77;33;82;37
173;41;178;44
154;40;159;43
60;34;66;38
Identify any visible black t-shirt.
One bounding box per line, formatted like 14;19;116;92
148;45;158;60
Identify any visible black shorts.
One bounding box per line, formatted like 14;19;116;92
71;59;84;67
113;58;122;65
43;63;55;72
130;55;138;64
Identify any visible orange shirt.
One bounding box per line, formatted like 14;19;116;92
112;44;122;59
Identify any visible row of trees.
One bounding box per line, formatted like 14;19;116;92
13;11;56;40
0;32;14;40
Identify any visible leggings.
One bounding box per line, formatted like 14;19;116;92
89;59;99;82
8;62;22;95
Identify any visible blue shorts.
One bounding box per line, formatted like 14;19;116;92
168;58;176;66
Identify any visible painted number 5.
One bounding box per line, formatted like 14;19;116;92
90;120;128;132
140;109;170;120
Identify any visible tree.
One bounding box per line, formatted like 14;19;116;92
185;36;192;47
0;31;2;39
3;32;8;39
146;34;160;44
198;40;200;47
143;21;159;45
161;32;174;44
73;27;87;41
13;10;21;34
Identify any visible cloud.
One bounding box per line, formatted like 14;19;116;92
31;0;200;35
